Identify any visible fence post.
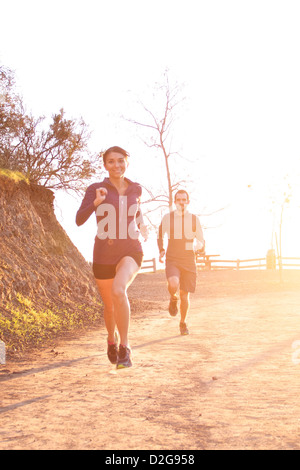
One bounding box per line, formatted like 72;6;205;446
266;249;276;269
152;257;157;273
0;341;6;365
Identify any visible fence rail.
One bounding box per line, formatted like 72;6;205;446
196;255;300;270
278;257;300;268
140;256;300;273
140;258;157;273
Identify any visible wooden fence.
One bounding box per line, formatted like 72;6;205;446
278;257;300;268
139;256;300;273
196;255;300;270
140;258;157;273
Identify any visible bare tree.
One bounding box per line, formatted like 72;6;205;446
124;70;187;213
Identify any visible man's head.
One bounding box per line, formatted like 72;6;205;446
174;190;190;212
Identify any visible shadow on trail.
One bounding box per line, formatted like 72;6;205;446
133;335;179;350
0;335;180;383
0;395;51;414
0;355;98;383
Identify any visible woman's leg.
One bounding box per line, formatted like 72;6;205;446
94;278;116;343
112;256;140;347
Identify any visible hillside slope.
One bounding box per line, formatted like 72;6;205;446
0;173;103;354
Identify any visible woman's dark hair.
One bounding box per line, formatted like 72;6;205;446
102;146;130;164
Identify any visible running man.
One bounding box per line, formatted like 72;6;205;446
76;146;147;369
157;190;205;335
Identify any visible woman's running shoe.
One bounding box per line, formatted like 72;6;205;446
117;345;132;369
107;341;118;364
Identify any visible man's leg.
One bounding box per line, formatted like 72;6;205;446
179;289;190;335
166;261;181;316
167;275;180;298
178;269;195;335
179;289;190;324
167;275;180;316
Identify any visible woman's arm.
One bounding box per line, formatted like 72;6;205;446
76;185;107;226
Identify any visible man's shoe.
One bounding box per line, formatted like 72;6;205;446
168;296;178;316
117;345;132;369
180;322;189;336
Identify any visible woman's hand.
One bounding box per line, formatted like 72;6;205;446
139;223;149;242
94;187;108;207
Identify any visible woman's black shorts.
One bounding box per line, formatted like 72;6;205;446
93;253;143;280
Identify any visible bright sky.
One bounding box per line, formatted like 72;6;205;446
1;0;300;262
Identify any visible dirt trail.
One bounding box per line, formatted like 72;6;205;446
1;270;300;450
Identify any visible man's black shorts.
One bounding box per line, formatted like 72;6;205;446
165;259;196;293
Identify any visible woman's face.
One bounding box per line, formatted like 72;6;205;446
104;152;128;178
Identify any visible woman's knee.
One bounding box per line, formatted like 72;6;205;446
111;282;126;300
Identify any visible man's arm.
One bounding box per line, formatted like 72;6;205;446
157;215;167;262
194;216;205;253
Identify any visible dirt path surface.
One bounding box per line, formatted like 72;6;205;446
1;270;300;450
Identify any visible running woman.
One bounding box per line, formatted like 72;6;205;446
157;190;205;335
76;146;147;368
